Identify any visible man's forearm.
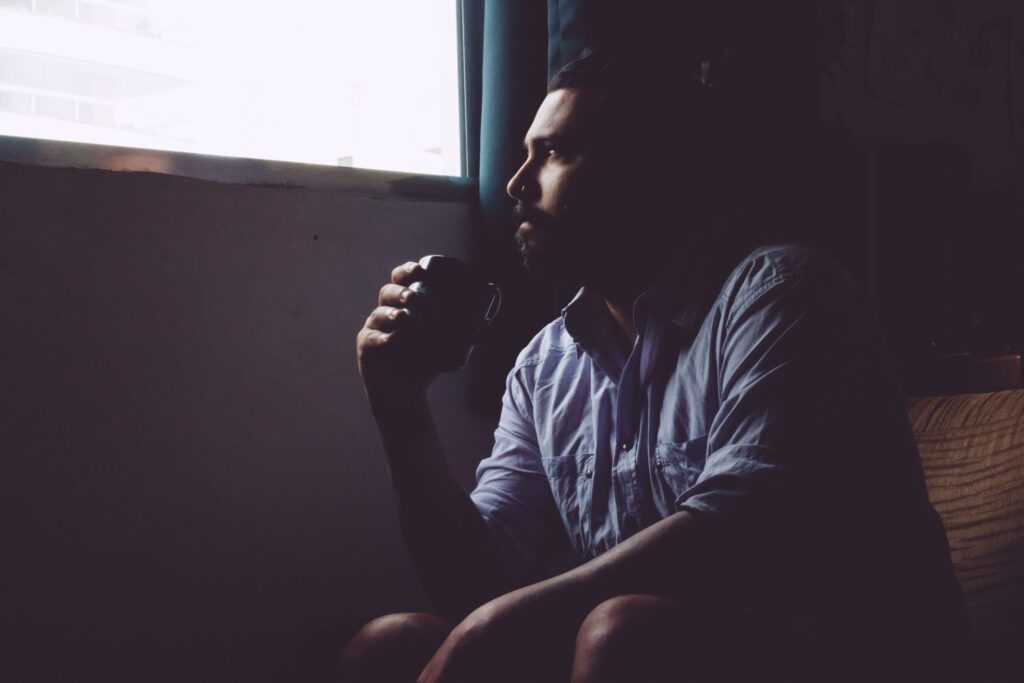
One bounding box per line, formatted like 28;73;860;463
568;508;710;599
370;391;515;620
499;509;718;625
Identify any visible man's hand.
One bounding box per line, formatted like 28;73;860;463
356;260;436;408
355;260;516;616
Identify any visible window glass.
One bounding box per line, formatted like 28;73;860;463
0;0;461;176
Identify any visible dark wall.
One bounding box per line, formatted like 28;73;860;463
0;161;497;682
821;0;1024;190
818;0;1024;380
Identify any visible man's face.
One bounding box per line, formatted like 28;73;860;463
507;87;611;284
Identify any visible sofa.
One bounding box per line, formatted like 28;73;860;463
907;389;1024;682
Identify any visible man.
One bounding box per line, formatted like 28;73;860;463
344;49;970;682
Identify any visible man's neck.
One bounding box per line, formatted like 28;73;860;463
590;239;681;353
593;263;660;354
604;297;637;354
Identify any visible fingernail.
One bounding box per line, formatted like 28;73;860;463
388;308;400;319
400;289;411;303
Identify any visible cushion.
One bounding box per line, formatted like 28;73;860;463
907;389;1024;664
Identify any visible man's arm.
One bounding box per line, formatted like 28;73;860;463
494;506;712;619
357;261;515;620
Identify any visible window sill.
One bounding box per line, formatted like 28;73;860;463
0;135;476;203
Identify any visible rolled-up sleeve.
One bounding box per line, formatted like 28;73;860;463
470;370;565;586
676;254;877;526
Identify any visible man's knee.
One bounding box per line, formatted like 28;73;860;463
339;612;451;683
573;594;682;682
576;594;676;650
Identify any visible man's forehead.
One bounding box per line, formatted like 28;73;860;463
525;88;594;144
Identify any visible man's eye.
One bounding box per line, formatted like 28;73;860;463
544;147;559;157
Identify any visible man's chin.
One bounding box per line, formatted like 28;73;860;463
514;227;545;275
518;246;586;292
517;242;547;277
513;224;584;284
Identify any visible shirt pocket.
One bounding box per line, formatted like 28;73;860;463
652;435;709;514
541;452;595;557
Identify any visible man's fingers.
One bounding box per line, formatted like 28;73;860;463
357;326;394;349
366;306;412;332
378;283;419;307
391;261;424;286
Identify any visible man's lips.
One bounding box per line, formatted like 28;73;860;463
516;221;540;244
513;202;544;229
516;215;548;233
513;202;551;246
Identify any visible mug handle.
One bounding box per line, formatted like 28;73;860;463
483;283;502;324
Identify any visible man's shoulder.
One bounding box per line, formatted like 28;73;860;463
509;316;580;381
498;319;581;413
716;243;859;315
723;243;851;290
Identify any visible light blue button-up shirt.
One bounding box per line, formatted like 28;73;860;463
470;244;943;592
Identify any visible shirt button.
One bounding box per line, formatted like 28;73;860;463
655;458;664;470
584;469;593;479
620;441;632;451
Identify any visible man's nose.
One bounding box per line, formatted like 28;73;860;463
506;162;535;201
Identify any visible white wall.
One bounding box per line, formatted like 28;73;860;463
0;160;499;682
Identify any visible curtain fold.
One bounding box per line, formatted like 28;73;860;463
462;0;552;415
477;0;547;229
547;0;590;78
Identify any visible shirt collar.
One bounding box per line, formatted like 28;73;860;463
560;249;723;344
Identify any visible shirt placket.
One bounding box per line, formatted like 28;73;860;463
614;303;663;529
620;307;671;531
615;353;641;529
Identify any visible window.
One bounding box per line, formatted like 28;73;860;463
0;0;462;176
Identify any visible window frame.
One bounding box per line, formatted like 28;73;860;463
0;1;474;202
0;134;475;201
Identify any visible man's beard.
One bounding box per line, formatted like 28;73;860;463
512;199;678;302
512;202;549;276
512;201;592;283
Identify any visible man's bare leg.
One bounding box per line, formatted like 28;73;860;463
339;608;574;683
569;593;811;683
570;594;693;683
340;596;808;683
339;613;451;683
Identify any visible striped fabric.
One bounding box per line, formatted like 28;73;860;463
907;389;1024;657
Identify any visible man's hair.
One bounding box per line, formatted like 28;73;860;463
546;46;726;156
547;46;718;110
543;46;767;257
547;47;610;97
546;47;729;209
543;32;822;253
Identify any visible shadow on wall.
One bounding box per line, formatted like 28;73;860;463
0;161;497;683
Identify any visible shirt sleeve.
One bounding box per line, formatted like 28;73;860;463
470;369;566;586
675;251;890;528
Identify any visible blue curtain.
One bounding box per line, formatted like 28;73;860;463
462;0;550;414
